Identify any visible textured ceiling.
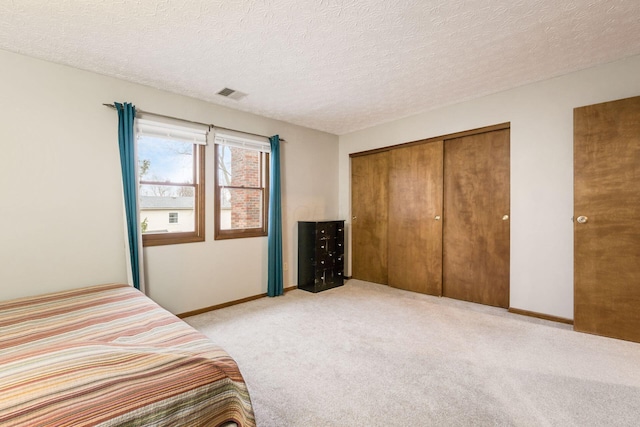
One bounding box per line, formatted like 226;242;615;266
1;1;639;135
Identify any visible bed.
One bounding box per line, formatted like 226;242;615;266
0;283;255;426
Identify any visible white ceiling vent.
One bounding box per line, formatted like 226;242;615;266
216;87;247;101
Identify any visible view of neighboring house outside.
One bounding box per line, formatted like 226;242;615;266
140;196;232;233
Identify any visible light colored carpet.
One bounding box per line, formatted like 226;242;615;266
184;280;640;426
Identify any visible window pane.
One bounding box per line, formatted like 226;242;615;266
217;145;261;188
138;136;194;184
139;185;195;233
220;188;263;230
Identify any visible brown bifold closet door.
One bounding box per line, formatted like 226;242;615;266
351;151;389;285
574;96;640;343
443;129;510;308
388;141;444;295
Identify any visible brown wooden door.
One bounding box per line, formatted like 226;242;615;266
351;152;389;284
574;96;640;343
388;141;444;295
443;129;510;308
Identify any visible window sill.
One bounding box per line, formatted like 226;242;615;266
143;233;205;247
214;229;267;240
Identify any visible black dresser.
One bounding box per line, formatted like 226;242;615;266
298;220;345;293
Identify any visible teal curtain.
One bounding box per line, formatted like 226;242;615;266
267;135;284;297
115;102;142;290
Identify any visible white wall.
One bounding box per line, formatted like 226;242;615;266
339;55;640;320
0;49;339;313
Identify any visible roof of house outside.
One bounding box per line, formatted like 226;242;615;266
140;196;193;210
139;196;233;210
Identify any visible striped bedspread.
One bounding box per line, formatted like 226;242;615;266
0;284;255;427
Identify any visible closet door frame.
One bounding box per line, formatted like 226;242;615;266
350;123;509;159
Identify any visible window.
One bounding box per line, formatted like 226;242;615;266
136;118;207;246
214;130;270;239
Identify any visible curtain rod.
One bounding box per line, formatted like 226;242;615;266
102;103;285;142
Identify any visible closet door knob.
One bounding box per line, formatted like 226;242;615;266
577;216;588;224
352;216;357;221
434;215;441;221
502;215;509;221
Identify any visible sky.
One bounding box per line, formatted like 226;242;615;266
137;136;194;184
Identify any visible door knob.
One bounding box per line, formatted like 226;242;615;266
502;215;509;221
352;216;357;221
577;216;588;224
434;215;441;221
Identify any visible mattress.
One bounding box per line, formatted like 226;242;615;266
0;283;255;426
